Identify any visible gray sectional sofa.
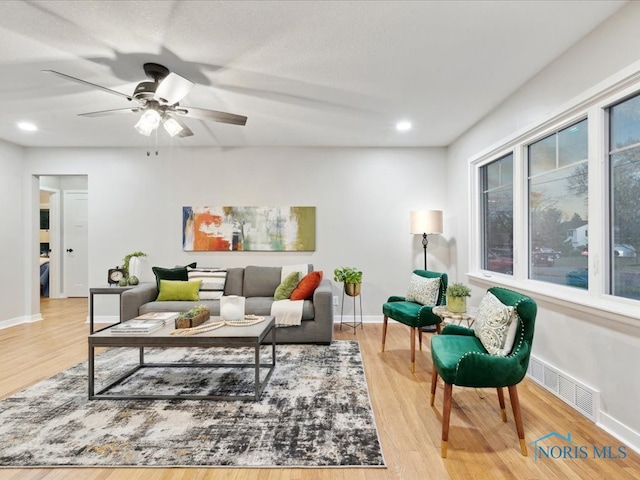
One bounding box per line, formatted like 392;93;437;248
120;265;334;344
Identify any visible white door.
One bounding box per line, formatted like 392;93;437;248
63;191;88;297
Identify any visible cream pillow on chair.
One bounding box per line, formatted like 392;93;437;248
405;274;441;306
473;291;518;356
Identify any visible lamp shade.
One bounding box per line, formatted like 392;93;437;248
410;210;443;235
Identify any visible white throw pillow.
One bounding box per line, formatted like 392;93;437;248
187;267;227;300
473;292;518;356
405;274;441;306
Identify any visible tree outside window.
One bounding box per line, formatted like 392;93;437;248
528;119;588;288
481;154;513;275
609;94;640;299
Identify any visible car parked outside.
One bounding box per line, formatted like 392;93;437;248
538;247;561;259
486;250;513;274
580;244;637;258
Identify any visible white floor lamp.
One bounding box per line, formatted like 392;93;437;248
410;210;443;270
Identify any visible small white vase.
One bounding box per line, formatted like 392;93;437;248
128;256;142;279
220;295;245;321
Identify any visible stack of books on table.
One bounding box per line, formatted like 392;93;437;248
110;312;179;334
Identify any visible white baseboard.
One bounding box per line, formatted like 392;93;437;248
333;315;382;324
598;411;640;455
0;314;43;330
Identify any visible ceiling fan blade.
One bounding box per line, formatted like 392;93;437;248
154;72;194;105
175;106;247;126
78;107;141;117
43;70;133;101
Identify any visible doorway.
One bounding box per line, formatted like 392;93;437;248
39;175;89;300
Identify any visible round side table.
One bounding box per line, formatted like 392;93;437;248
432;305;476;328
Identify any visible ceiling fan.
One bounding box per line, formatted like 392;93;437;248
43;63;247;138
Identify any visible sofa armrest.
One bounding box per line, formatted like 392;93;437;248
120;283;158;321
312;279;334;339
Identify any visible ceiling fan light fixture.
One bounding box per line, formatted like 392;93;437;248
163;116;184;137
134;116;154;136
134;108;161;136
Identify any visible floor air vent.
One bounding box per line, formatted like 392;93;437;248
527;356;599;422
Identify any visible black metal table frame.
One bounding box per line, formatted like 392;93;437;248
89;285;135;334
88;320;276;402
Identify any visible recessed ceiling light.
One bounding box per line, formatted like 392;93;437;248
18;121;38;132
396;121;412;131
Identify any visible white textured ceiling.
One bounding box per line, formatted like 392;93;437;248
0;0;627;148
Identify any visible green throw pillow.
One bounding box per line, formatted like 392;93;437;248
274;272;300;300
157;279;202;301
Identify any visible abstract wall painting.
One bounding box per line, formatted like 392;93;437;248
182;206;316;252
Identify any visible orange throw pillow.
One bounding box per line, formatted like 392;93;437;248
290;271;323;300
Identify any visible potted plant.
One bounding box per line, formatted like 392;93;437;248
446;282;471;313
333;267;363;297
123;251;147;284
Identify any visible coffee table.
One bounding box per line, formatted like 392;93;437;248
88;316;276;401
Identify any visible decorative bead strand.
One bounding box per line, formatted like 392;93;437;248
171;316;266;336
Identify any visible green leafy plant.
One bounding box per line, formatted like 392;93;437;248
333;267;363;284
177;305;209;320
122;251;147;278
446;282;471;298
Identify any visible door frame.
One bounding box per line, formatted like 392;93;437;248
40;186;61;298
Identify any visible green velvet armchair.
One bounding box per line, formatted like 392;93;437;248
382;270;448;373
430;286;537;458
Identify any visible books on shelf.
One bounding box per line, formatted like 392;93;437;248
110;312;179;334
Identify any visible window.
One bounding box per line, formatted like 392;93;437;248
528;119;588;287
609;94;640;300
481;154;513;274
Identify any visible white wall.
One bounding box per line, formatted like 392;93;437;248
447;2;640;450
22;146;447;320
0;139;26;326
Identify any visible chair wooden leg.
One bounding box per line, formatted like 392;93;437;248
410;326;416;373
418;328;423;351
497;387;507;422
382;315;388;352
430;367;438;406
508;385;527;456
436;322;442;334
441;382;453;458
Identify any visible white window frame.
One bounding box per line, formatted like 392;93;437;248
468;66;640;327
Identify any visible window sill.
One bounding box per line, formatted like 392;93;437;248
468;271;640;331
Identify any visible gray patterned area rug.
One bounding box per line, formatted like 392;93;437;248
0;341;385;468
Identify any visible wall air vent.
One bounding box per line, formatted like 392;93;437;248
528;356;599;422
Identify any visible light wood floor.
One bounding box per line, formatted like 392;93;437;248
1;298;638;479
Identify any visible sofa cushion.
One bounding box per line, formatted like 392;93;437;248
274;271;300;300
243;266;282;297
290;271;323;300
224;268;245;296
156;279;202;301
